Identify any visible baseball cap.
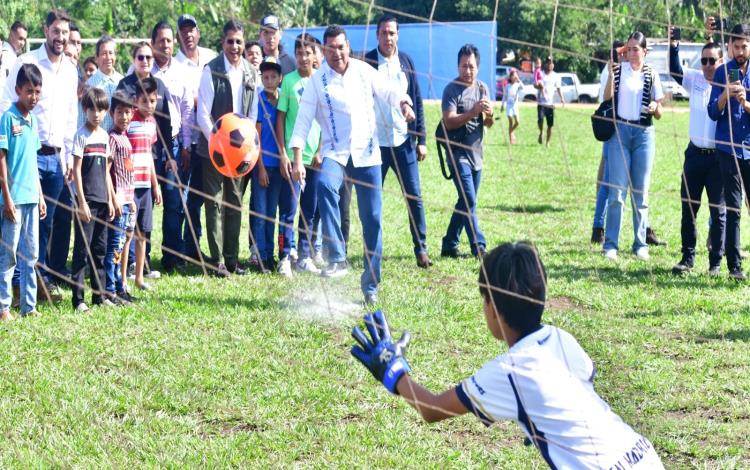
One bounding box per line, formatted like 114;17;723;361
177;14;198;29
260;15;280;30
259;56;282;74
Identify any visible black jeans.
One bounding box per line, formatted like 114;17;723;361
680;144;725;266
71;201;109;307
718;151;750;270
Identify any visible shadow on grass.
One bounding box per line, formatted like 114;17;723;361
698;329;750;342
157;291;283;311
549;264;746;290
490;204;565;214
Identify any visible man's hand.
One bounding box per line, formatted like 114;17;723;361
291;160;306;182
401;102;416;123
280;158;292;181
153;186;162;205
38;197;47;220
180;148;191;173
351;310;411;394
79;201;91;223
65;168;74;183
416;144;427;162
3;199;17;223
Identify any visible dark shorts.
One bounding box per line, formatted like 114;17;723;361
537;104;554;127
133;187;153;233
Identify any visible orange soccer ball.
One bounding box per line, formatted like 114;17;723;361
208;113;259;178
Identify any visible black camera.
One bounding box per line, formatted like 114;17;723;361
713;17;730;32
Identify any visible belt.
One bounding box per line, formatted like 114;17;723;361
38;145;61;156
615;117;643;125
688;142;715;155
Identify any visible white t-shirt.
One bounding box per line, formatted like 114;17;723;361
598;65;610;103
682;68;716;149
538;71;561;106
616;62;664;121
504;82;522;107
457;325;663;469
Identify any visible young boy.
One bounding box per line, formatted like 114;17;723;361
277;33;323;274
71;87;115;312
104;91;136;304
127;77;162;291
351;242;664;469
0;64;47;320
252;58;295;276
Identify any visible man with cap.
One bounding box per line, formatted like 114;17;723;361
175;14;217;263
259;15;296;75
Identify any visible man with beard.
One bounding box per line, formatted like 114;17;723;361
0;9;78;302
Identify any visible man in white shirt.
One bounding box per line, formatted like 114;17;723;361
0;9;78;299
0;21;27;90
669;32;726;276
534;57;564;147
196;20;259;277
290;25;415;305
150;21;195;272
175;14;218;263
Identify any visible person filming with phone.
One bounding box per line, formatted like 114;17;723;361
707;23;750;280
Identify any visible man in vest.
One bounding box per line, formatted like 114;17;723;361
364;14;430;269
196;20;259;277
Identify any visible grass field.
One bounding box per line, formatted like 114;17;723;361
1;103;748;468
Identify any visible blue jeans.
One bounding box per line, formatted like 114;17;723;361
156;141;188;267
0;204;38;314
251;166;283;261
319;157;382;296
104;204;132;294
184;144;203;257
381;139;428;256
37;153;65;280
278;173;300;258
593;143;609;229
604;122;655;252
442;161;486;255
298;165;322;259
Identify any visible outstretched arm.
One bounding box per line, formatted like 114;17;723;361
396;375;468;423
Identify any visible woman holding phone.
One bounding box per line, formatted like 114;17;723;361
602;31;664;261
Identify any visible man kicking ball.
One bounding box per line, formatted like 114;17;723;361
350;242;663;469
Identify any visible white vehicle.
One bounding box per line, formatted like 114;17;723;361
518;72;600;103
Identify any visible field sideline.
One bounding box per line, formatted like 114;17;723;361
0;104;748;468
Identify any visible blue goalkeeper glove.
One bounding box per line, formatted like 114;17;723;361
350;310;411;394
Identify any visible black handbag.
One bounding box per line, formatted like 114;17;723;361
591;99;615;142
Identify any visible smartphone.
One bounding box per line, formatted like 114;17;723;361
729;69;741;83
671;27;681;41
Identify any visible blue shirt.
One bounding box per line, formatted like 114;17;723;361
258;90;280;168
0;104;41;205
707;59;750;157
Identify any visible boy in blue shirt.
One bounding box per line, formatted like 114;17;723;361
0;64;47;320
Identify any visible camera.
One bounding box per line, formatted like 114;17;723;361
713;17;730;32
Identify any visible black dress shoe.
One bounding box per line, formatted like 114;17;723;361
591;227;604;244
729;268;746;281
671;259;693;276
441;247;461;258
646;227;667;246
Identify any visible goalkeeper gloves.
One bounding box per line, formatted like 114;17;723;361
350;310;411;394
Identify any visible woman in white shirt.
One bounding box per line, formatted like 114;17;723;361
602;32;664;261
501;68;522;144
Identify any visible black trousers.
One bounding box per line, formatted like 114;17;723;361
718;150;750;270
71;201;109;307
680;143;725;266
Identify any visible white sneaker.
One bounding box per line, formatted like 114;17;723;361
145;270;161;279
635;247;650;260
603;249;618;260
313;250;325;266
277;257;293;278
75;302;90;313
296;257;321;274
289;248;298;263
100;298;116;307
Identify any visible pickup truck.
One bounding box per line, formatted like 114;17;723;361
514;72;600;103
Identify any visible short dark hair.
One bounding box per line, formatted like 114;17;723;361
83;56;97;69
69;22;80;34
478;242;547;336
151;20;173;43
294;33;321;52
730;24;750;42
95;35;116;57
10;21;27;33
323;25;347;44
110;90;134;114
628;31;648;50
457;43;480;65
81;87;110;112
376;14;399;33
15;63;42;89
134;76;158;99
703;42;723;58
222;20;244;38
245;40;261;50
45;9;71;28
131;41;153;58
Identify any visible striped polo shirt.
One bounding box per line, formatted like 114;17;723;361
109;128;135;205
126;111;157;189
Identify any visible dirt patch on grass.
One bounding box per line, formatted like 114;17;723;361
547;296;581;311
434;276;460;287
199;417;264;437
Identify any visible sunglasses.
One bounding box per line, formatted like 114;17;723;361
701;57;717;65
136;54;153;62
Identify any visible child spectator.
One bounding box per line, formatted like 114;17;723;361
277;34;322;274
351;242;664;468
501;68;522;144
251;58;288;275
0;64;47;320
127;77;162;291
104;91;136;304
71;87;115;312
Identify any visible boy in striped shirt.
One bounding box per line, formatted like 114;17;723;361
127;77;162;291
71;88;115;312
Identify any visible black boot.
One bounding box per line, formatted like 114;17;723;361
646;227;666;246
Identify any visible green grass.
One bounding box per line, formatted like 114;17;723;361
1;103;749;468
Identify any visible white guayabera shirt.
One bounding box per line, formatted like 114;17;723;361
290;58;411;168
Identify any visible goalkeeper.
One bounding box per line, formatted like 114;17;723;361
351;242;663;469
